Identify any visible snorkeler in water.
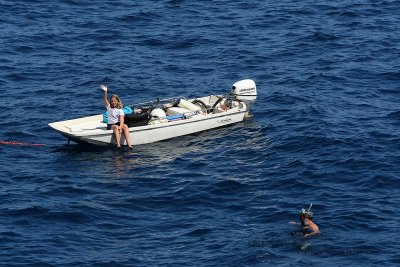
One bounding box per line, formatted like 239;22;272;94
290;204;320;237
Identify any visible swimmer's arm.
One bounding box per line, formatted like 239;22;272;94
303;230;320;237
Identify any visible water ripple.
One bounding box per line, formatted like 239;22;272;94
0;1;399;266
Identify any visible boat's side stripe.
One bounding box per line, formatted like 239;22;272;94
129;110;246;133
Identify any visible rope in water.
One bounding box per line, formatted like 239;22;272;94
0;140;46;147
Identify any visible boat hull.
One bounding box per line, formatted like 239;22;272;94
49;110;246;147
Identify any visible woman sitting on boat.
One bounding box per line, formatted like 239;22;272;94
100;84;133;149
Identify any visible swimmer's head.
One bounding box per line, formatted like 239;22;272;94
299;208;314;223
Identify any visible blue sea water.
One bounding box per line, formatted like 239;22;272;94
0;0;399;266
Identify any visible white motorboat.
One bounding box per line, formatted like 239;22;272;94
48;79;257;147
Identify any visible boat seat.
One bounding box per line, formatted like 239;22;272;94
166;107;192;116
213;99;230;113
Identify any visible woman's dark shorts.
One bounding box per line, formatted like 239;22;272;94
107;122;120;130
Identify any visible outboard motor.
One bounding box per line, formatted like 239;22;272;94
231;79;257;116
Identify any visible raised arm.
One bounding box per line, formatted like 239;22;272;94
100;84;109;107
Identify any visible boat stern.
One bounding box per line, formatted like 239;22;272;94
231;79;257;116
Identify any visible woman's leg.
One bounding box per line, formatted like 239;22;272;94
121;124;132;147
112;125;121;147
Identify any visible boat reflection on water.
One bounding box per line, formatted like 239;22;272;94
51;117;267;180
